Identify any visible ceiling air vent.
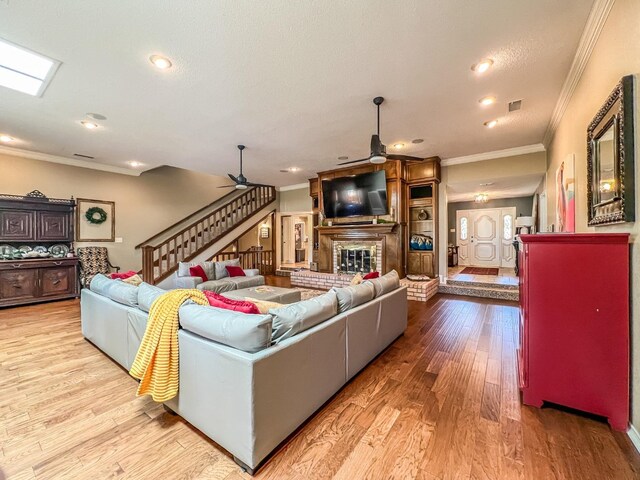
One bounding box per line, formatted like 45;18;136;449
508;100;522;112
73;153;95;159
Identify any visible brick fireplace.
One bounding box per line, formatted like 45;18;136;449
332;240;383;274
314;223;402;276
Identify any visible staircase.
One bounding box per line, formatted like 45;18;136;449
139;186;276;285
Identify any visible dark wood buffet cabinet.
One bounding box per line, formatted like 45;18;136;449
0;192;79;307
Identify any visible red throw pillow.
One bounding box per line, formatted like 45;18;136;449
363;271;380;280
189;265;209;282
203;291;260;314
110;270;137;280
226;265;246;277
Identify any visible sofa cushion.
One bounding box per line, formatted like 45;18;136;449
203;291;260;314
178;261;215;279
107;280;139;307
270;290;338;344
137;282;166;313
365;270;400;297
214;259;241;279
331;282;375;313
179;304;272;353
89;273;116;296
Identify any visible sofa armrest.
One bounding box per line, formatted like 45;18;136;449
175;275;203;289
243;269;260;277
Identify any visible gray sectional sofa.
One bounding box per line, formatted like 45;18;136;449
80;271;407;474
170;259;265;293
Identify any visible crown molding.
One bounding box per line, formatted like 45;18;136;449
441;144;546;167
0;145;145;176
277;182;309;192
543;0;615;147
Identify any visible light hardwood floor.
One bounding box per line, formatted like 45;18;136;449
1;283;639;479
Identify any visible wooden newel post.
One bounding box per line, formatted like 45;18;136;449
142;246;155;285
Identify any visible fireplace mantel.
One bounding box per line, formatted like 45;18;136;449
315;223;397;235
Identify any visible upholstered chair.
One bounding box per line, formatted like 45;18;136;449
77;247;120;288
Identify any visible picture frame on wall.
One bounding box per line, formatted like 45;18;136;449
76;198;116;242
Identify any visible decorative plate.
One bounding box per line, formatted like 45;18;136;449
0;244;16;256
417;209;428;220
406;274;432;282
18;245;32;253
33;246;48;253
49;244;70;256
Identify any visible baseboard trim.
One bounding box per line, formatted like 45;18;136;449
628;424;640;453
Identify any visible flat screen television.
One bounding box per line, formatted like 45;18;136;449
322;170;388;218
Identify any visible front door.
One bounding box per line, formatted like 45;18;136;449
470;210;500;267
456;207;516;268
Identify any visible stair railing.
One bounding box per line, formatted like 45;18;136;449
142;186;276;284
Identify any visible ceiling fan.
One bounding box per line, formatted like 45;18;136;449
338;96;424;165
219;145;271;189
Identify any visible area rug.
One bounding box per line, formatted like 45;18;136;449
460;267;499;276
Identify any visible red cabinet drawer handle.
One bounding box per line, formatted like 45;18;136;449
12;264;22;268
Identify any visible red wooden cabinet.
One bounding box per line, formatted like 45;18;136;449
518;233;629;431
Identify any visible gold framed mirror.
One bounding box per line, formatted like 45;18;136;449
587;75;635;226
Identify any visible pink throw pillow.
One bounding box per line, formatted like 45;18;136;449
203;291;260;315
110;270;137;280
226;266;246;277
189;265;209;282
363;271;380;280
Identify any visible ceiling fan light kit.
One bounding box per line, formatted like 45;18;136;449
338;96;424;166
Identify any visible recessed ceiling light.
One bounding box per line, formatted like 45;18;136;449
479;182;494;186
86;113;107;120
479;96;496;106
411;139;424;144
0;37;61;96
288;167;300;172
81;121;98;130
0;134;14;142
149;55;172;70
128;161;143;168
393;143;404;149
484;119;498;129
338;156;349;160
472;58;494;74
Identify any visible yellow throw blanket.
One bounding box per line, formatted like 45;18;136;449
129;289;208;402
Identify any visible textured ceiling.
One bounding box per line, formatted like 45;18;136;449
0;0;593;186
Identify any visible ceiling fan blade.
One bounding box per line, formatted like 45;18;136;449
217;184;236;188
245;182;272;188
386;154;424;161
228;173;239;183
338;157;370;165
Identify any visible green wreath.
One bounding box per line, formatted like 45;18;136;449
85;206;108;224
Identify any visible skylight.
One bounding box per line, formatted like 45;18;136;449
0;38;60;96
